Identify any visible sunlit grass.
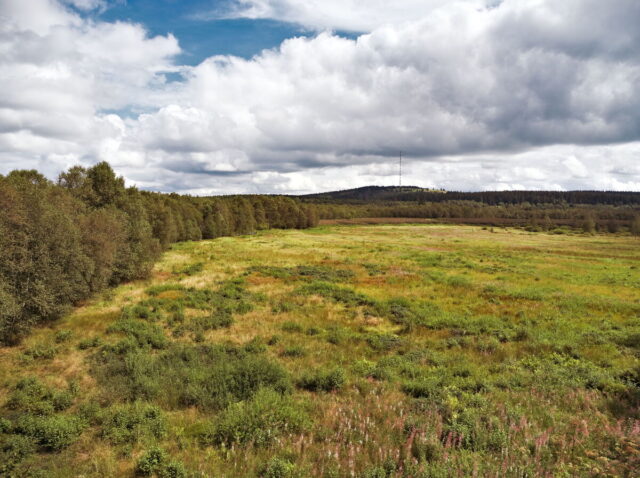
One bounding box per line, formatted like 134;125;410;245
1;224;639;476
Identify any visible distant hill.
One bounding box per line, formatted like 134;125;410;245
299;186;444;201
299;186;640;205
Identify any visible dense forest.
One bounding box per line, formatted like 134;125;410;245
0;162;318;345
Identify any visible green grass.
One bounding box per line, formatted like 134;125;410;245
1;224;639;476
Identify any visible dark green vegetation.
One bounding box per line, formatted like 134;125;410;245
0;162;318;345
0;224;638;476
302;186;640;233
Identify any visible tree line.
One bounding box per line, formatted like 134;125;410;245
302;186;640;206
310;200;640;233
0;162;318;345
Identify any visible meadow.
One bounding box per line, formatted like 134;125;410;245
1;224;639;477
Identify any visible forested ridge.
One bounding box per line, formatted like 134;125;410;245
301;185;640;205
300;187;640;232
0;162;318;345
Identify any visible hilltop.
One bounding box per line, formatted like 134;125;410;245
299;186;640;205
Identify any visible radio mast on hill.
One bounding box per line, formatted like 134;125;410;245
398;151;402;187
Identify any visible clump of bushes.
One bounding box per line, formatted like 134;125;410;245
92;343;292;411
100;402;167;445
366;333;403;352
298;367;346;392
22;343;58;361
107;319;168;349
0;435;36;475
281;345;306;357
78;336;103;350
6;377;74;415
54;329;73;343
135;446;187;477
260;457;303;478
201;388;308;447
190;312;233;333
13;414;85;451
1;378;84;459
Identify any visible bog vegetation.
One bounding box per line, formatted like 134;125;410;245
0;222;638;477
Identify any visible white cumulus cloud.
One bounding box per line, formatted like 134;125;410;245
1;0;640;194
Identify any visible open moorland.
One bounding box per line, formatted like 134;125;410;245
1;224;639;477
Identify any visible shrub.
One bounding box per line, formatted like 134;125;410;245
366;333;403;351
92;343;292;411
281;345;306;357
78;336;103;350
121;304;162;321
15;414;85;451
281;321;304;333
107;319;168;349
0;434;36;475
411;437;442;463
298;367;346;392
22;343;58;360
135;446;168;476
202;388;308;447
326;326;352;345
100;402;167;445
54;330;73;343
306;326;321;336
260;457;300;478
190;312;233;332
360;460;397;478
268;334;281;345
401;378;443;400
6;377;74;415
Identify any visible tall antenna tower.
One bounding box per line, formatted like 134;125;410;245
399;151;402;187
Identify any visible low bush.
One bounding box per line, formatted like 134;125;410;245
366;333;403;351
92;343;292;411
22;343;58;360
78;336;103;350
14;414;85;451
100;402;167;445
54;330;73;343
298;367;346;392
135;446;186;477
281;345;306;357
281;321;304;333
0;434;36;475
202;388;308;447
260;457;301;478
6;377;74;415
107;319;168;349
190;312;233;332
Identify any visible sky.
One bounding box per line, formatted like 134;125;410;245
1;0;639;194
